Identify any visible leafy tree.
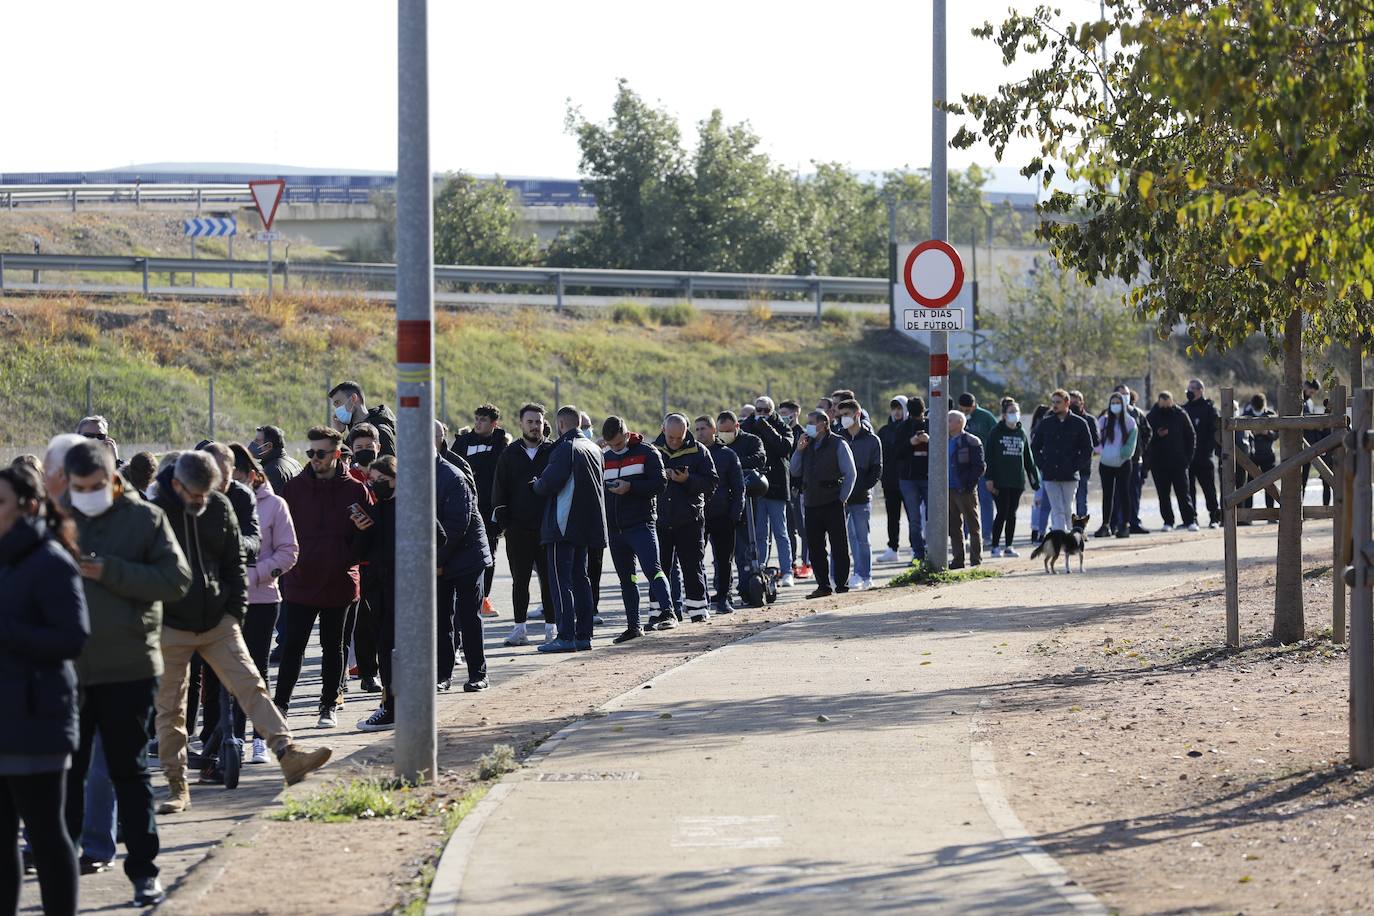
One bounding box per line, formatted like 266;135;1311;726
432;172;539;266
950;0;1374;642
790;163;885;277
981;259;1144;397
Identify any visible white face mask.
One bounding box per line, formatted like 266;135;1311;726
717;430;737;445
1110;403;1123;414
1006;412;1020;426
71;486;114;517
840;415;856;429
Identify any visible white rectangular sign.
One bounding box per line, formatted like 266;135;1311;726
904;308;965;331
256;230;283;242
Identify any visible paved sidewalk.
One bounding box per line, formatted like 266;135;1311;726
442;523;1302;914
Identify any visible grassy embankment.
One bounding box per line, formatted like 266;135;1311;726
0;293;919;450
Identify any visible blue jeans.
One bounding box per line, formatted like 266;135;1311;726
82;734;118;862
1033;486;1052;534
754;498;792;573
1075;474;1090;517
898;479;928;559
547;542;594;642
846;503;872;579
608;524;671;629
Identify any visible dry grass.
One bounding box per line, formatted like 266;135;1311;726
680;312;737;345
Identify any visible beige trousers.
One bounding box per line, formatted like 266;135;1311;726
156;617;291;778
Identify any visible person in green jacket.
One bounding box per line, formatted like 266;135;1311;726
983;400;1040;557
958;393;1000;551
62;439;192;907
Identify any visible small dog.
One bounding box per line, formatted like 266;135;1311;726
1031;514;1090;574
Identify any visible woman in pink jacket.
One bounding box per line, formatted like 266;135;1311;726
229;444;299;764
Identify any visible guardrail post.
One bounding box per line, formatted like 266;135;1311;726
555;272;564;311
683;276;694;304
0;253;5;292
85;378;93;417
208;377;216;440
554;376;561;407
814;278;823;322
661;378;669;419
439;377;448;424
196;189;203;215
140;258;149;296
70;188;77;213
283;258;290;292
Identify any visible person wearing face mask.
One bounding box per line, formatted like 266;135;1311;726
897;396;931;562
328;381;396;457
59;442;188;908
1111;385;1152;535
790;410;856;598
249;425;302;497
717;411;765;593
876;397;909;564
346;424;381;473
984;400;1039;557
741;396;795;587
777;399;810;579
1182;378;1223;527
697;416;744;617
228;444;298;761
0;464;90;916
1096;392;1140;539
274;427;375;728
357;457;400;731
836;399;882;589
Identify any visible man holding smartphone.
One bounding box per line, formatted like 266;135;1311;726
275;427;374;729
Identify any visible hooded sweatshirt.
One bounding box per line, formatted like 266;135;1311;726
602;432;667;530
842;417;883;505
1096;408;1139;468
984;420;1040;491
151;465;248;633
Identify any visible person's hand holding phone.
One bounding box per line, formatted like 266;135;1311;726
79;554;104;581
608;480;630;495
349;502;374;530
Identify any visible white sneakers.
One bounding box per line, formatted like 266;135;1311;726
1003;547;1020;558
249;738;269;764
990;546;1003;558
317;708;337;729
1186;522;1200;532
544;622;557;643
846;573;864;590
862;578;873;589
878;548;900;563
779;573;795;588
504;623;529;647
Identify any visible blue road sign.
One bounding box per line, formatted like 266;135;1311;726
182;217;237;238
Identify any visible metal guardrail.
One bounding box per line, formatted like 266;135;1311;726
0;252;889;313
0;183;373;210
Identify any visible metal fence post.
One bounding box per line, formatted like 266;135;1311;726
0;253;6;292
814;278;823;322
208;377;216;440
661;378;668;419
85;378;93;418
70;188;77;213
440;376;448;424
141;259;149;295
554;376;561;408
325;374;333;426
555;272;564;311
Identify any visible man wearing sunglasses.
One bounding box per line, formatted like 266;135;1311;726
78;415;122;469
275;427;375;729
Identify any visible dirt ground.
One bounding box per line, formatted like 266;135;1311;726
984;553;1373;915
163;591;872;915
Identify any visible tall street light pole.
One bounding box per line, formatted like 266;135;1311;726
927;0;950;570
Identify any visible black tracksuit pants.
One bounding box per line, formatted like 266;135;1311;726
1188;456;1220;522
438;571;487;684
4;771;77;916
1153;463;1196;526
991;486;1023;548
704;514;736;603
504;525;551;624
658;522;708;612
884;486;903;551
805;500;849;591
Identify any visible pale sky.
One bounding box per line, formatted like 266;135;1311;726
2;1;1097;190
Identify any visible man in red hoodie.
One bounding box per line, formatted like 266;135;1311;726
274;427;374;729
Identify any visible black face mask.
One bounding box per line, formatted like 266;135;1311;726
1186;390;1197;401
354;449;377;468
371;479;394;500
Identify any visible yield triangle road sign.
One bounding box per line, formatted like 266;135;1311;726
248;179;286;230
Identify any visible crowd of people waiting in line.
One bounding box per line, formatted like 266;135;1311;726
2;374;1328;913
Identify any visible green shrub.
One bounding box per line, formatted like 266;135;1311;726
820;306;856;327
477;743;518;780
272;776;432;823
654;302;698;326
610;302;649;325
887;563;1000;588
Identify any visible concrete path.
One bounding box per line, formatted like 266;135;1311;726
438;521;1315;914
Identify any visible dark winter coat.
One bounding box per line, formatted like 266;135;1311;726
1144;403;1197;472
877;416;908;492
533;427;608;548
1030;411;1094;482
261;452;302;498
152;466;249;633
948;431;987;492
706;440;745;523
602;434;667;531
653;429;719;530
357;404;397;457
436;455;492;581
68;484;189;685
725;430;766;476
1069;406;1099;475
898;416;931;481
452;427;511;517
279;462;373;608
0;518;90;758
741;414;792;502
491;437;554;531
225;479;262;568
1246;407;1278;464
842;419;883;505
1183;396;1221;463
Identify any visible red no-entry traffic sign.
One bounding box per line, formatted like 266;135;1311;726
902;239;965;308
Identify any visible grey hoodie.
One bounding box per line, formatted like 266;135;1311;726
843;417;884;505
